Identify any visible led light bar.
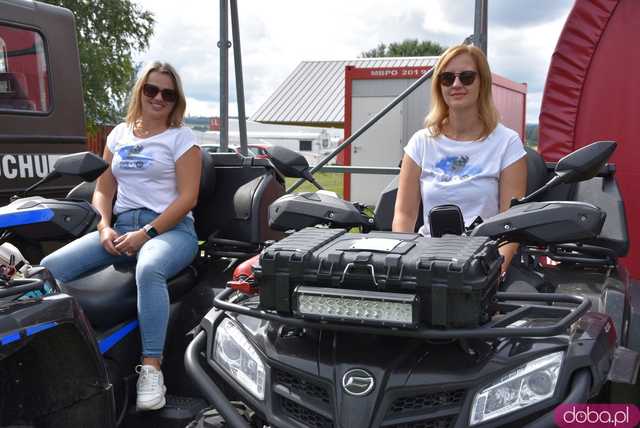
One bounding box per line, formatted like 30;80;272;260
293;286;418;327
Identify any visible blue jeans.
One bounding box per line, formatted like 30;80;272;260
40;208;199;358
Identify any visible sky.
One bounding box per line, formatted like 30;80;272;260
134;0;575;124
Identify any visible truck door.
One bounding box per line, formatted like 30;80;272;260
0;1;86;203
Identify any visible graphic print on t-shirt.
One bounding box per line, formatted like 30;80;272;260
434;155;481;182
115;143;154;170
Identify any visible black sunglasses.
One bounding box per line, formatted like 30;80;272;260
142;83;178;103
438;70;478;87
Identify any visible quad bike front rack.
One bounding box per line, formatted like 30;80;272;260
212;288;591;339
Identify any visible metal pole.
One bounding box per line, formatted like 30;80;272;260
219;0;229;150
287;66;436;193
474;0;488;55
230;0;248;156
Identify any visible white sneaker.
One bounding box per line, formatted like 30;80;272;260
135;364;167;411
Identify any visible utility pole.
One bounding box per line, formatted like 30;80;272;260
474;0;488;55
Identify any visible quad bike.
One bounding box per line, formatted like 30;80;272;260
184;142;640;428
0;150;286;428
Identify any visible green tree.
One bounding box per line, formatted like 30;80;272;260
42;0;155;132
360;39;446;58
525;123;539;149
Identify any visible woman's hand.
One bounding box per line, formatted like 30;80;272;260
99;227;122;255
113;230;150;256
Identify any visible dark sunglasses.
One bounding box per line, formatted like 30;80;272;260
142;83;178;103
438;70;478;87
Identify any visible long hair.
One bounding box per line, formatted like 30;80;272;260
125;61;187;128
425;45;499;140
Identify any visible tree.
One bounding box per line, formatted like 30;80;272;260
42;1;155;132
360;39;446;58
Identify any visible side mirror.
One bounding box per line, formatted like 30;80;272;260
267;146;309;178
555;140;617;184
514;140;616;206
18;152;108;197
52;152;109;182
267;146;324;190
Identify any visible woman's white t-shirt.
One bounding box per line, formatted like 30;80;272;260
404;123;526;236
106;123;198;217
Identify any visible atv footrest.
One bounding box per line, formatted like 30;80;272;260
125;395;207;428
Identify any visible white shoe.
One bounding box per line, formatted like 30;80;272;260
135;364;167;411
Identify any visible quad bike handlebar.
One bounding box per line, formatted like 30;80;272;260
0;277;45;299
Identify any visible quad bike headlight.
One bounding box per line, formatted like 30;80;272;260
470;351;563;425
294;286;417;327
214;318;266;400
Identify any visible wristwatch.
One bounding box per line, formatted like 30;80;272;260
142;224;159;238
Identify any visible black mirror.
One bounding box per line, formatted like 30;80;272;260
512;140;617;207
18;152;108;198
52;152;109;181
267;146;310;178
555;140;617;184
429;204;464;237
266;146;325;190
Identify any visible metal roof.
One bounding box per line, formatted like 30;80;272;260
252;57;439;128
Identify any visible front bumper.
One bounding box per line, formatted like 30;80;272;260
185;329;593;428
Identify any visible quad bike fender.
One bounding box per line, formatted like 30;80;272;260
567;312;617;395
0;294;115;427
599;277;626;346
628;278;640;353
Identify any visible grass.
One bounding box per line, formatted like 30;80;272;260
285;172;344;198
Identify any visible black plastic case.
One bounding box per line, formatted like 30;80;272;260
255;227;502;328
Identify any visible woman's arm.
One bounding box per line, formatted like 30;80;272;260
94;147;117;230
93;147;121;255
113;146;202;255
498;156;527;272
392;154;422;232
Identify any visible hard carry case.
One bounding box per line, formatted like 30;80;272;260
254;227;502;328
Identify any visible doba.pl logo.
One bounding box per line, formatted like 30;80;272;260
555;404;640;427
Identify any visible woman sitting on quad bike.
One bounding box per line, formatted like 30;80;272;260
393;44;527;273
41;61;202;412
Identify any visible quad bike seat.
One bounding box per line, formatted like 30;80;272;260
61;262;196;329
62;153;216;329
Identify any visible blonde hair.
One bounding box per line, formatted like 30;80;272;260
425;45;499;140
126;61;187;128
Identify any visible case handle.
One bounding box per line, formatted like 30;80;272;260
340;262;378;286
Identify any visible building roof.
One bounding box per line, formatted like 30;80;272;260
252;57;439;128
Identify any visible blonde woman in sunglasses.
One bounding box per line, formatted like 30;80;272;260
42;61;201;411
392;45;527;273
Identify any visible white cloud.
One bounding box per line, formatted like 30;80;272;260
134;0;572;122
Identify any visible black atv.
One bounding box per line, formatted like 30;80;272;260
0;150;285;428
185;141;640;428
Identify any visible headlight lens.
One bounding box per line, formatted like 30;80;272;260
470;351;563;425
214;318;266;400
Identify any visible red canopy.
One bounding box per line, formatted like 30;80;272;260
539;0;640;277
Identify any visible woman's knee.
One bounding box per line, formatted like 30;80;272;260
40;253;58;276
135;259;166;286
40;252;65;279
